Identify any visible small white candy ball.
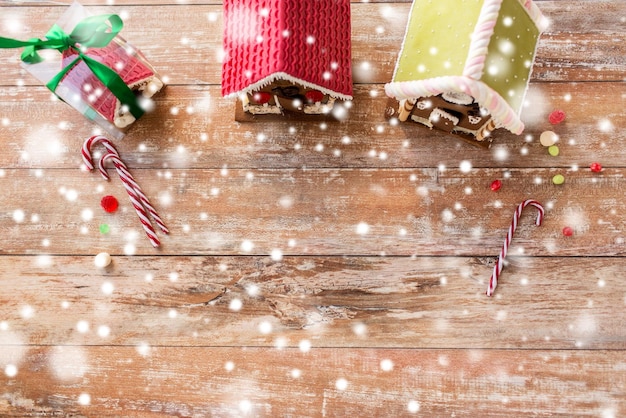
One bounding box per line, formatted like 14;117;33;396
539;130;558;147
94;252;112;268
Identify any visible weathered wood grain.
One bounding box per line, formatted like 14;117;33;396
0;83;623;169
0;0;624;416
0;255;624;348
1;2;625;87
0;346;624;417
0;168;624;256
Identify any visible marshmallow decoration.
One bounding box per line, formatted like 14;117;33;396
385;0;547;144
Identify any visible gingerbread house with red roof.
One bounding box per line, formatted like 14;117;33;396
221;0;352;116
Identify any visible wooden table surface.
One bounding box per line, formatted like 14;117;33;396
1;0;625;416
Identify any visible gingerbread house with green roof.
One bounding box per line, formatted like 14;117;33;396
385;0;548;145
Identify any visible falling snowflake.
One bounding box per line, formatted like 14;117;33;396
356;222;370;235
298;339;311;353
380;359;394;371
459;160;472;173
335;378;348;390
407;400;421;413
77;393;91;406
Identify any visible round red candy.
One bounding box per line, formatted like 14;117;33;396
590;162;602;173
562;226;574;237
305;90;325;104
252;92;271;104
549;109;566;125
101;195;119;213
490;179;502;191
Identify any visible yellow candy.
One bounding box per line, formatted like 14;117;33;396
552;174;565;185
548;145;559;156
540;131;558;147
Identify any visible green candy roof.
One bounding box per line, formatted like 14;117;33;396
393;0;485;82
480;0;540;112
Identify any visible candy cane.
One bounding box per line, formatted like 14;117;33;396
99;153;169;234
99;152;161;247
487;199;544;296
82;135;168;247
82;135;119;171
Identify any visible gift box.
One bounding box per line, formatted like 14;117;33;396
384;0;548;145
0;2;164;139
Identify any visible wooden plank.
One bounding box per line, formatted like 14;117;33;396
1;167;624;256
535;32;626;82
0;346;624;416
1;2;625;87
0;2;624;417
0;255;624;348
0;83;623;169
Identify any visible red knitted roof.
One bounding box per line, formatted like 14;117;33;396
222;0;352;99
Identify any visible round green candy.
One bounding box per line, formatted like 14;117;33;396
548;145;559;156
552;174;565;185
99;223;110;234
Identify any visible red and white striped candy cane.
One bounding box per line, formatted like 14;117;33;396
486;199;544;297
99;152;169;234
99;152;162;247
82;135;119;171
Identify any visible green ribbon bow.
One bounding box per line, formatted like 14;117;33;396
0;14;144;120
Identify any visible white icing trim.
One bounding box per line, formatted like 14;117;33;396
385;75;524;134
442;91;473;105
303;97;336;114
144;78;163;97
468;115;482;125
242;94;283;114
416;99;432;110
410;114;433;128
430;108;459;126
410;113;491;141
242;93;336;115
114;100;135;128
224;71;352;101
114;76;163;128
454;123;491;140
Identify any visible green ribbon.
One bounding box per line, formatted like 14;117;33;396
0;14;144;120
